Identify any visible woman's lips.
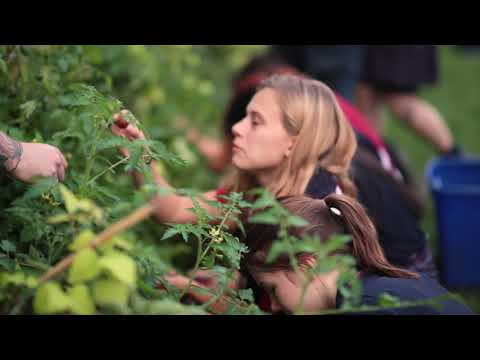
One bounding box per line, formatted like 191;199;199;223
232;143;242;152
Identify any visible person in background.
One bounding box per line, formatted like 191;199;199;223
0;130;68;183
356;45;460;156
271;46;366;103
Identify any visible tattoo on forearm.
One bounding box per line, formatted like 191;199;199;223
0;131;23;168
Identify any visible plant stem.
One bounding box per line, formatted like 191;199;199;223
39;201;157;284
80;125;101;195
296;272;313;315
180;201;235;299
180;236;203;298
200;270;238;312
86;156;129;185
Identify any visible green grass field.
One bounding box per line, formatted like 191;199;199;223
383;45;480;313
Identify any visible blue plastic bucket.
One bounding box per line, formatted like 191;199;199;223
426;157;480;288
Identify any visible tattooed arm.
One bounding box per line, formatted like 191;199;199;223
0;131;69;183
0;131;23;171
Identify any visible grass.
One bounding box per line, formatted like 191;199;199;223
383;45;480;313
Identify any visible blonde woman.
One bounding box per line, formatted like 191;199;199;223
112;74;357;225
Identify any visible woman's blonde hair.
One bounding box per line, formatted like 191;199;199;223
224;74;358;198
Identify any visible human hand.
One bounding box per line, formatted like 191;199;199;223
5;142;68;183
111;109;146;141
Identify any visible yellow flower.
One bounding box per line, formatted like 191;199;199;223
209;228;224;244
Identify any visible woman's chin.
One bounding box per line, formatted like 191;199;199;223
231;157;246;170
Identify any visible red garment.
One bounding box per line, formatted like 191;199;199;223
335;93;400;177
215;187;229;204
335;93;386;151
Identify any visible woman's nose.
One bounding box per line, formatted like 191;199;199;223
232;117;246;138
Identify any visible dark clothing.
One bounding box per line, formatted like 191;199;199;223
271;46;366;102
305;167;338;199
362;45;438;94
336;274;474;315
350;149;428;267
304;146;428;269
406;244;439;280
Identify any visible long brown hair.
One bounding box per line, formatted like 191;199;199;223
223;75;358;198
245;194;418;279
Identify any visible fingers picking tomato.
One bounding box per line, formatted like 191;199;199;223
115;116;130;129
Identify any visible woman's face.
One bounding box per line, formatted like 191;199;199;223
231;88;295;175
251;268;336;315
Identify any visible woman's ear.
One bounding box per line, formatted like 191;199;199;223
285;136;297;158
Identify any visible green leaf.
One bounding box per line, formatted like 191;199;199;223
95;137;130;152
69;229;96;251
93;279;130;308
287;215;309;227
161;227;181;241
0;240;16;253
248;209;280;225
51;128;84;142
98;252;137;286
0;58;7;74
25;276;38;288
59;185;80;214
47;213;71;224
76;199;104;224
149;141;186;167
67;284;96;315
19;177;58;201
20;100;37;119
141;299;207;315
0;256;16;272
0;272;38;287
171;137;198;165
234;217;246;237
124;144;144;172
94;186;121;202
215;234;249;269
201;252;215;269
34;282;72;315
68;248;101;284
238;288;255;303
378;293;402;308
250;190;277;209
266;239;288;263
98;236;133;253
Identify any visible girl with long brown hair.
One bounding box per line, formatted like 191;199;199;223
245;194;472;315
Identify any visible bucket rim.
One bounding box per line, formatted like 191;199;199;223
426;156;480;193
